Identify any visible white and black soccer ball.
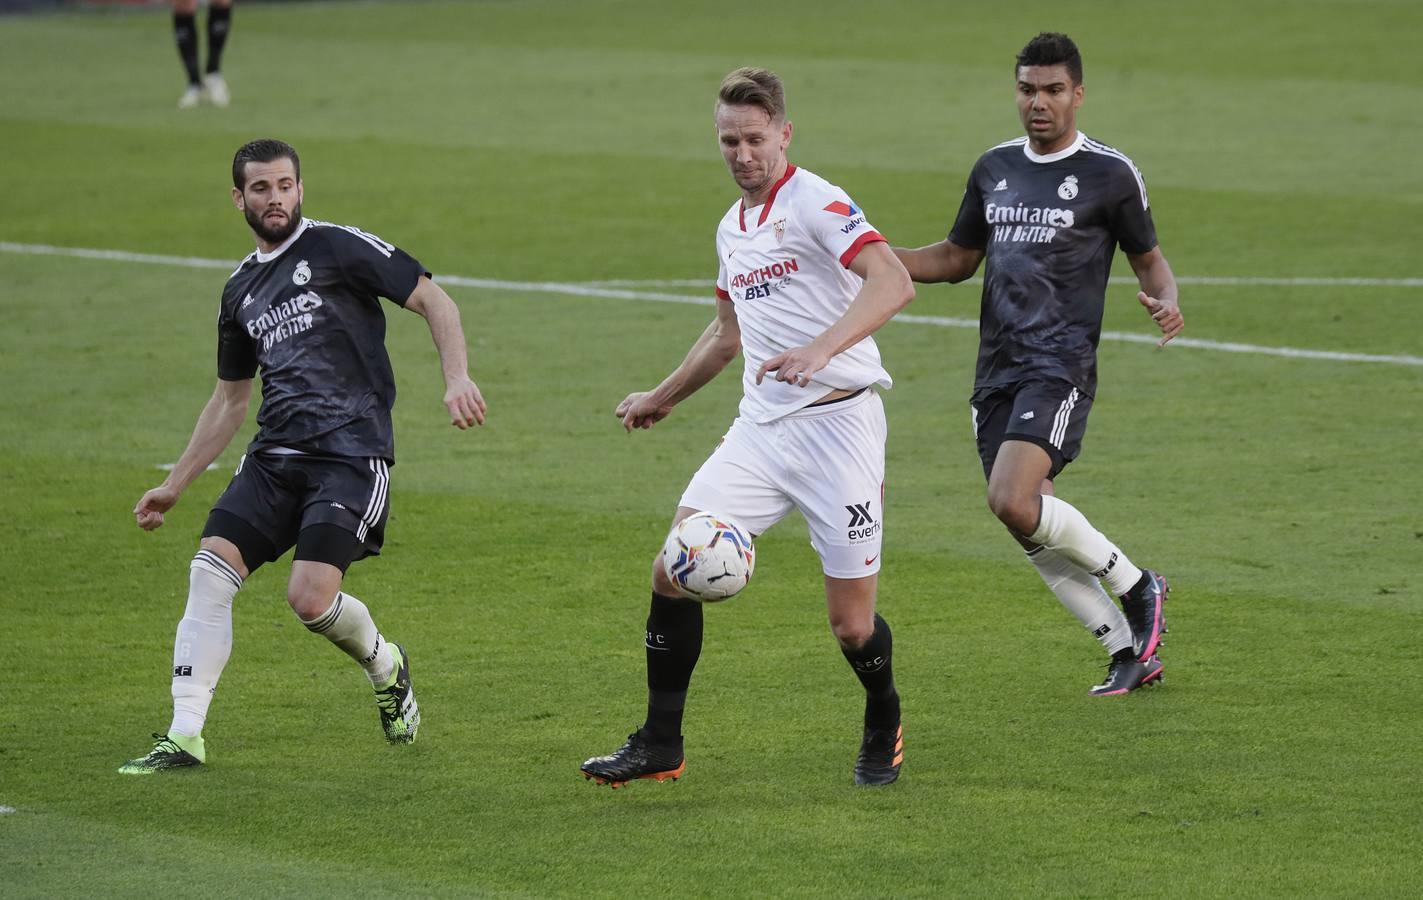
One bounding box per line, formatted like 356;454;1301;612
661;512;756;602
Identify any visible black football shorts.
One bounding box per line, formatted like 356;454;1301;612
970;379;1094;481
203;451;391;573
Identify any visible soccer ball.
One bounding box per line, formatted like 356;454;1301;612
661;512;756;602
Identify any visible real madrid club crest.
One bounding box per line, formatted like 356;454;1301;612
772;217;786;244
1057;175;1079;201
292;259;312;286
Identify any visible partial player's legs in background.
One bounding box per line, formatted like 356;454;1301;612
203;0;233;106
172;0;202;108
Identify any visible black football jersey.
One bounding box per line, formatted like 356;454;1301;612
217;218;429;462
949;133;1157;397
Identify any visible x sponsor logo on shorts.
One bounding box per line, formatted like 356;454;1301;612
846;500;880;542
846;502;874;528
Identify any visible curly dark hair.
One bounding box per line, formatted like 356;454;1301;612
1016;32;1083;85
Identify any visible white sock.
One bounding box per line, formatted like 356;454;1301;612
170;550;241;737
1026;547;1132;655
301;592;397;685
1028;495;1144;596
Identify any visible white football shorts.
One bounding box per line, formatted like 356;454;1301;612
679;388;886;579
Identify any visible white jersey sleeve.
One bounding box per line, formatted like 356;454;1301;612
803;188;886;270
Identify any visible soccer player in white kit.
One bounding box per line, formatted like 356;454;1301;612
581;67;915;788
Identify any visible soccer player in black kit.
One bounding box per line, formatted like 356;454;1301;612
895;33;1185;695
120;140;486;773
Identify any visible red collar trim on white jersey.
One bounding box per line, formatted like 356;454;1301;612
738;164;797;232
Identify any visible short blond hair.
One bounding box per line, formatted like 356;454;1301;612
717;67;786;121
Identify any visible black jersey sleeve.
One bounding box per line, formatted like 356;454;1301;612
1107;162;1158;255
947;159;990;249
326;225;430;307
216;300;258;381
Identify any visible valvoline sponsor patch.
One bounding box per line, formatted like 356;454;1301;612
822;200;860;217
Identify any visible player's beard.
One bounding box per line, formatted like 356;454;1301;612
246;201;302;245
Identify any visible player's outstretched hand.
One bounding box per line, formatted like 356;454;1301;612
756;344;831;387
134;484;180;531
616;391;673;432
445;375;486;429
1139;291;1184;347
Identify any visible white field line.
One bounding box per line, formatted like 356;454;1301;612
1;242;238;271
4;241;1421;367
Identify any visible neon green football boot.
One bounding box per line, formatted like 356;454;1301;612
374;643;420;744
118;732;206;775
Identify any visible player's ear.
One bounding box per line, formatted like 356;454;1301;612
297;180;304;204
1074;83;1084;109
232;186;244;211
781;119;793;149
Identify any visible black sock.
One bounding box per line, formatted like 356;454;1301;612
205;5;231;75
842;614;900;730
173;13;201;85
642;591;702;742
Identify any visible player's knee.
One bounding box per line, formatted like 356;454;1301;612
829;612;875;650
986;486;1037;534
650;552;678;597
287;580;336;621
197;536;249;579
173;0;199;13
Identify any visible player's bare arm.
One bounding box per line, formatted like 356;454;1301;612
757;241;913;386
892;239;985;285
1127;246;1184;346
134;378;252;530
617;297;742;432
404;275;487;429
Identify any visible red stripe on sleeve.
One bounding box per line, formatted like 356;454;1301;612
715;287;731;301
839;231;886;268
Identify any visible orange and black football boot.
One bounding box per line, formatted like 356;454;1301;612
853;720;903;786
581;730;685;788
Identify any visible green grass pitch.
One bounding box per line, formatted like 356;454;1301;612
1;1;1420;896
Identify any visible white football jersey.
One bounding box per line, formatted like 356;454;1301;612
715;165;893;423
